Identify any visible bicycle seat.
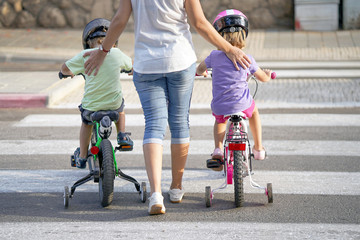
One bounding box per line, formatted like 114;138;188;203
225;112;247;122
90;110;119;123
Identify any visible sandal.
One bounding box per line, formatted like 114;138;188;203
206;148;224;171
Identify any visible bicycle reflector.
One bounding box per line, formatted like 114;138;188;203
229;142;246;151
91;146;99;155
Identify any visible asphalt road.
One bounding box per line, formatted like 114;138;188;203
0;105;359;239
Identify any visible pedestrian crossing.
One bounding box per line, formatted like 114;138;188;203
1;110;359;239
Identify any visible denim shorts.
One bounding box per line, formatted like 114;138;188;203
79;99;125;125
133;63;196;145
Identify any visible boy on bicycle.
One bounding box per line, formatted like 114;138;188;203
60;18;133;168
196;9;272;170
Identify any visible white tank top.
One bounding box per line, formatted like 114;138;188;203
131;0;197;73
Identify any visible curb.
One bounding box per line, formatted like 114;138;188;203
45;75;84;108
0;93;48;108
0;75;84;108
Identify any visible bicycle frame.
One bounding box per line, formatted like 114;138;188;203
64;112;146;208
205;71;276;207
90;121;119;175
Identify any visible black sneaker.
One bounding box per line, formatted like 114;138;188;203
117;132;133;151
73;147;87;169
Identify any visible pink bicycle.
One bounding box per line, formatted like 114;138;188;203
205;72;276;207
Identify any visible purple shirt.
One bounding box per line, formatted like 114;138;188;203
205;50;258;115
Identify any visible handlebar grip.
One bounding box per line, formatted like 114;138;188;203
271;72;277;79
120;69;132;74
58;72;72;79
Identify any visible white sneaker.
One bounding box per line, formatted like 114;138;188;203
168;188;185;203
148;192;165;215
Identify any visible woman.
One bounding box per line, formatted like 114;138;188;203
84;0;250;215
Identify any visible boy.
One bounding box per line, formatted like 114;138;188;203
60;18;133;168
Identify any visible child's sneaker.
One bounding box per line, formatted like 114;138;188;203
117;132;133;151
73;147;87;169
206;148;224;171
148;192;166;215
252;147;267;160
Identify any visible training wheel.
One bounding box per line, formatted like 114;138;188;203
140;182;147;203
64;186;70;208
266;183;273;203
205;186;212;207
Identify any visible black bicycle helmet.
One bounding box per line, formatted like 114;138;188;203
82;18;116;49
212;9;249;37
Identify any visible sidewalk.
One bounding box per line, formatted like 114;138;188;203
1;29;360;108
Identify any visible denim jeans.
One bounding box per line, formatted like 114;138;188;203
133;63;196;145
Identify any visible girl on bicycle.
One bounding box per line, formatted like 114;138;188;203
196;9;272;170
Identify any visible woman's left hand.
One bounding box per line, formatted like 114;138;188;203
225;46;251;70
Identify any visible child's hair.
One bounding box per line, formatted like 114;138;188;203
87;36;105;49
221;29;246;49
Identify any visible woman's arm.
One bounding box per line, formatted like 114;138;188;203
185;0;251;70
84;0;132;76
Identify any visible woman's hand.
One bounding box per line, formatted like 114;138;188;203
225;46;251;70
83;49;107;76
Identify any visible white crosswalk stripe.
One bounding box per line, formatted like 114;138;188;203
1;169;359;195
1;222;359;240
1;139;360;156
13;113;360;127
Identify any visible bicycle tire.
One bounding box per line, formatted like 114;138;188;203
98;139;115;207
205;186;212;207
233;150;244;207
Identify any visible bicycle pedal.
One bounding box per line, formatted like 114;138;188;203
117;145;133;151
206;158;223;168
70;155;76;167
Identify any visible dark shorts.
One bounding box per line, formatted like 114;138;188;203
79;98;125;125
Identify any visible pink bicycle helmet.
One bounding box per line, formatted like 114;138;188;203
213;9;249;37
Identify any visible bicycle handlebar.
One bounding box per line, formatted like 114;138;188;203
59;69;131;80
120;69;132;74
58;71;72;79
271;72;276;79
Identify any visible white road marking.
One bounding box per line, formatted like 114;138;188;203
0;222;359;240
13;113;360;127
1;140;359;156
0;169;359;195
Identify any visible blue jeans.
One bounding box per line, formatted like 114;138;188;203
133;63;196;145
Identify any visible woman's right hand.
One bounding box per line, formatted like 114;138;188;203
83;49;107;76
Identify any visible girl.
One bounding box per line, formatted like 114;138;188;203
196;9;272;171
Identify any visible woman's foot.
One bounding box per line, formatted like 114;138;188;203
148;192;166;215
168;188;185;203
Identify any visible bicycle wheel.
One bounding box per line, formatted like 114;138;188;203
267;183;273;203
140;182;147;203
205;186;212;207
233;150;244;207
98;139;115;207
64;186;70;208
